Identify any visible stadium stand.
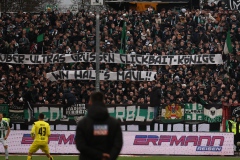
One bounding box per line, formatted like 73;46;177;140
0;3;239;108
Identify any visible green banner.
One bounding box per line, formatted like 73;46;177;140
25;104;154;125
161;103;185;123
184;103;204;121
204;104;222;123
0;104;9;117
24;103;223;125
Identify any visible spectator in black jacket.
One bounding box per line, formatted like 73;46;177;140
150;82;161;119
62;88;76;119
75;92;123;160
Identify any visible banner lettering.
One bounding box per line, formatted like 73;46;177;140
66;104;87;116
28;104;154;125
224;0;240;10
46;70;156;81
0;131;234;155
0;53;223;65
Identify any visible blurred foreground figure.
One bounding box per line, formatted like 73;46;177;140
75;92;123;160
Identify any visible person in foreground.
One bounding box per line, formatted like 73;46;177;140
75;92;123;160
0;113;10;160
27;113;54;160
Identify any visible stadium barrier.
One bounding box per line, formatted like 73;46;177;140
1;103;225;131
0;130;234;155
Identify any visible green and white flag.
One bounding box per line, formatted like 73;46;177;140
204;104;222;123
184;103;204;121
223;30;233;54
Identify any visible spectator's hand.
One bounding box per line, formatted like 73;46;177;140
102;153;110;160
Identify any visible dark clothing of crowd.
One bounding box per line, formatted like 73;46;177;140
63;90;76;105
0;4;240;106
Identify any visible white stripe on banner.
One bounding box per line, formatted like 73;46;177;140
0;130;234;155
192;104;197;120
0;53;223;65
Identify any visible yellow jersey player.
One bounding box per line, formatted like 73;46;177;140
0;113;10;160
27;113;54;160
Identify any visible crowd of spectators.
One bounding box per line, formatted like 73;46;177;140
0;2;239;107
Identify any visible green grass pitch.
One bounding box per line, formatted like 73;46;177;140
1;155;240;160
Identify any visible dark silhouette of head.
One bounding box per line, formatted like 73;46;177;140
39;113;44;120
89;92;105;104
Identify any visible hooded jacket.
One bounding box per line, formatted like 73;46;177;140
75;102;123;160
150;86;161;107
63;90;76;105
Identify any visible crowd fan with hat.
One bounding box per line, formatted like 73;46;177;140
0;4;239;108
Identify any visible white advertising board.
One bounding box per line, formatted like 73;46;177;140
0;131;234;155
122;132;234;155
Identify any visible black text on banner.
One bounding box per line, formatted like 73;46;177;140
46;70;156;81
0;53;223;65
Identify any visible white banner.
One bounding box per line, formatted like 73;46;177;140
1;131;234;155
46;70;156;81
0;53;223;65
123;132;234;155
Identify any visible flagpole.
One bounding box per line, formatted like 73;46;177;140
95;6;100;92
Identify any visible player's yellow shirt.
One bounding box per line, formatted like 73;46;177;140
31;120;50;143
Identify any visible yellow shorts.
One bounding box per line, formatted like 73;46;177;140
29;141;50;154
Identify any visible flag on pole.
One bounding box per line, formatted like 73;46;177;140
223;30;233;54
119;21;126;54
37;34;44;43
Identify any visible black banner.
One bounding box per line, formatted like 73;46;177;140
230;105;240;118
66;104;87;116
9;103;25;123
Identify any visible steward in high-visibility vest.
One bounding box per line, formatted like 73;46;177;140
227;119;240;146
228;120;237;135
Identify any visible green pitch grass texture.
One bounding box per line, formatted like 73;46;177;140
1;156;239;160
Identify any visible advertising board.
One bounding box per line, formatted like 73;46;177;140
0;131;234;155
